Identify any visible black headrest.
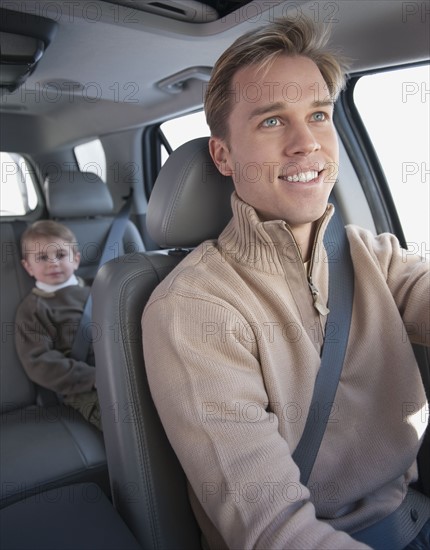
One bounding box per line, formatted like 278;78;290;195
45;171;113;218
147;137;234;248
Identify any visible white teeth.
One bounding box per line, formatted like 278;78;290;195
285;170;318;183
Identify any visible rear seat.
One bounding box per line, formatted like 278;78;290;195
0;172;145;508
0;222;108;508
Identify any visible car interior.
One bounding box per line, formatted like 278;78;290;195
0;0;429;548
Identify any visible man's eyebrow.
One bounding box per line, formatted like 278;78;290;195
312;99;335;108
248;99;334;121
248;102;285;120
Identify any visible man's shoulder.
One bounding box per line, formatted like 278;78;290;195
153;240;220;284
346;224;404;259
147;240;235;303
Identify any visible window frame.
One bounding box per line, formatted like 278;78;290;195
143;109;211;200
335;67;424;248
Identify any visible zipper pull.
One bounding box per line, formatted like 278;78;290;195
308;277;330;316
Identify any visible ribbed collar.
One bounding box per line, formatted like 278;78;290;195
218;192;334;276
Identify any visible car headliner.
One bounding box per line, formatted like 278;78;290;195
0;0;428;153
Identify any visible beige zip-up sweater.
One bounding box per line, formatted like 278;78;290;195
142;193;429;549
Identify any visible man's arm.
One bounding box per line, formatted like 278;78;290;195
348;227;429;347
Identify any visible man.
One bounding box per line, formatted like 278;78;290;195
142;16;429;549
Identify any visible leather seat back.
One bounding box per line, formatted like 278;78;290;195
45;170;145;280
92;137;234;548
0;222;35;410
93;251;200;548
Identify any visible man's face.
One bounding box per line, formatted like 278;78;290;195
209;55;339;228
22;237;80;285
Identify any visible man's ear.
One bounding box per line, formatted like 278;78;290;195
209;137;234;177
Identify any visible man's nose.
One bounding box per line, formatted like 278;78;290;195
283;123;320;156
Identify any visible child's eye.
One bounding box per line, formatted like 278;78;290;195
57;251;67;260
261;117;281;128
40;255;49;262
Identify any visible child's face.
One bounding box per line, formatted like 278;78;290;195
22;237;81;285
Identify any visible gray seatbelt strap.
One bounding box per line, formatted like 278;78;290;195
292;194;354;485
71;193;133;361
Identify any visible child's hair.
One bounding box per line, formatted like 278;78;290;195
21;220;79;258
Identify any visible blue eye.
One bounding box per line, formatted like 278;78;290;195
312;112;326;122
262;117;280;127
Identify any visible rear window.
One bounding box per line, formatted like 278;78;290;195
160;111;209;163
74;138;107;182
0;152;38;216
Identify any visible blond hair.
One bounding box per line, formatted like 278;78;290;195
204;16;348;140
21;220;79;258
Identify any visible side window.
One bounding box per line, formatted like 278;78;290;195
74;138;107;182
353;65;429;254
0;152;38;216
160;110;210;163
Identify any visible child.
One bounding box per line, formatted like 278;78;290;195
15;220;102;430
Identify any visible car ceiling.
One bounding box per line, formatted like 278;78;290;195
0;0;429;154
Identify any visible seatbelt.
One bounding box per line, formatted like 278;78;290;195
70;192;133;362
292;194;355;486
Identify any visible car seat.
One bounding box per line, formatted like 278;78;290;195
0;220;108;509
91;137;234;549
0;170;146;509
45;170;145;281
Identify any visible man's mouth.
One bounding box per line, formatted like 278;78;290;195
279;170;320;183
286;170;319;183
